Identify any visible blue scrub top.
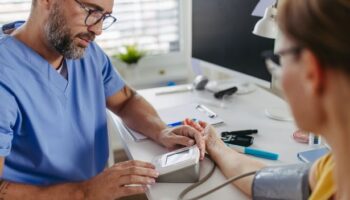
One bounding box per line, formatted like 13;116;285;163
0;35;125;185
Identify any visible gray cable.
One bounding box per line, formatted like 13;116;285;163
178;157;257;200
178;155;216;200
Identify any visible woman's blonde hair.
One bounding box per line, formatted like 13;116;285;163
278;0;350;72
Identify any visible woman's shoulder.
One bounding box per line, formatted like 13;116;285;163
315;153;334;173
309;153;335;200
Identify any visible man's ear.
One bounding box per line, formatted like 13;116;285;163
300;49;326;97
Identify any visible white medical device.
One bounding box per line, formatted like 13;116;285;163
152;146;200;183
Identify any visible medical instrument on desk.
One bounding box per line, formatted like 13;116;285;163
222;135;254;147
206;80;256;95
193;76;240;98
192;75;209;90
195;104;217;118
309;133;321;146
155;75;209;96
152;137;254;199
167;119;197;127
213;86;238;99
178;154;256;200
228;144;279;160
152;146;200;183
293;130;309;144
155;85;193;95
221;129;258;137
297;147;329;163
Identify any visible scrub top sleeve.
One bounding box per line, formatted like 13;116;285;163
0;26;4;38
0;86;18;157
101;54;125;98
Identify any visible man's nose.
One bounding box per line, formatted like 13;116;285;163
87;20;103;36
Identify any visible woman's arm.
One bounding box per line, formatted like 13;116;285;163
204;126;266;196
186;120;312;199
184;120;266;196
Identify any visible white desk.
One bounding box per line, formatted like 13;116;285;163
110;79;313;200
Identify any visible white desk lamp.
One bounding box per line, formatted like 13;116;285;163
253;0;293;121
252;3;278;39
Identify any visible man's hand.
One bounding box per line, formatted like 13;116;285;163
107;86;206;159
183;119;227;156
0;160;158;200
158;123;206;160
82;160;158;200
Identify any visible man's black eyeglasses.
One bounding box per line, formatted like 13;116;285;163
74;0;117;30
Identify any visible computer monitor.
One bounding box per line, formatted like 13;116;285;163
192;0;274;81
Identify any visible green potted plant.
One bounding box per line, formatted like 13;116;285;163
113;44;145;67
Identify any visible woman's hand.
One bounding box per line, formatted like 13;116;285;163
183;119;226;155
158;124;206;160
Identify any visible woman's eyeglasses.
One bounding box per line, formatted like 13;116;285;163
262;46;303;67
262;46;303;79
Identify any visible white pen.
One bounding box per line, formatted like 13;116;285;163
155;86;193;95
196;104;217;118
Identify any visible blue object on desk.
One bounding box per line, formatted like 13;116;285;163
245;147;279;160
168;121;183;127
167;119;197;127
167;81;177;86
227;144;279;160
297;147;329;163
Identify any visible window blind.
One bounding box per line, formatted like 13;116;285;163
0;0;181;56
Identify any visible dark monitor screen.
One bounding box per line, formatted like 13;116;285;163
192;0;274;81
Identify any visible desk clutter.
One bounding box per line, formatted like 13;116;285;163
293;130;329;163
125;103;224;141
156;76;256;103
158;103;224;126
297;148;329;163
205;79;257;95
219;129;279;160
221;129;258;147
124;102;280;161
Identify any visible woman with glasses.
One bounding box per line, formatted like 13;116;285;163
186;0;350;199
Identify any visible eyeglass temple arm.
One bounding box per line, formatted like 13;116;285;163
265;59;282;78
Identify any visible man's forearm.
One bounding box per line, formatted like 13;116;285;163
0;179;85;200
0;158;4;177
115;93;167;142
208;140;265;196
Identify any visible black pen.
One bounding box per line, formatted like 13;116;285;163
221;129;258;137
214;86;238;99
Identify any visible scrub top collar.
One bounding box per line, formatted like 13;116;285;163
6;35;73;93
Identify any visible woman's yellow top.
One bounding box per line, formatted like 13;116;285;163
309;153;335;200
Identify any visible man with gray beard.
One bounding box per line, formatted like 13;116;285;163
0;0;206;199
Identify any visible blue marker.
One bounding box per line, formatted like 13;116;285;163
167;119;197;127
227;144;279;160
167;121;183;127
